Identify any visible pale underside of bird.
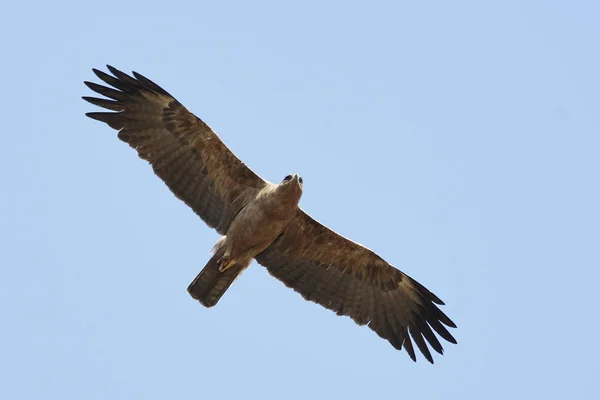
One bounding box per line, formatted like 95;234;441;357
83;65;457;363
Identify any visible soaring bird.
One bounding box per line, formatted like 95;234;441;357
83;66;457;363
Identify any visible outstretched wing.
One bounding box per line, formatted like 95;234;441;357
255;209;457;363
83;66;265;235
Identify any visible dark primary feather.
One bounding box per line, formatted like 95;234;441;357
83;65;265;235
256;209;457;363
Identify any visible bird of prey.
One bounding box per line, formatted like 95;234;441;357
83;65;457;363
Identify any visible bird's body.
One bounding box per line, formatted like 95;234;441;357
188;175;304;305
83;66;457;363
222;175;303;268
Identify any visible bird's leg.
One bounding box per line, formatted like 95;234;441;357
218;255;236;272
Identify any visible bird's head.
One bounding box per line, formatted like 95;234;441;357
278;173;304;199
280;173;303;187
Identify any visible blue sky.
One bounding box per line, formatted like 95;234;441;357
1;0;599;398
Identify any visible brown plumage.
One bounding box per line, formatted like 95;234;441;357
83;65;457;363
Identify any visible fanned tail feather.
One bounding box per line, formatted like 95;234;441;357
187;252;244;307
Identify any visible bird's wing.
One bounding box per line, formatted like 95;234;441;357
255;209;457;363
83;66;265;235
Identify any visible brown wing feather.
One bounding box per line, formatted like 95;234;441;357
83;66;265;234
255;209;457;363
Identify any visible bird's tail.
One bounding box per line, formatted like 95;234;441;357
187;251;244;307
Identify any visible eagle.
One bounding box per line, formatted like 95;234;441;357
83;66;457;363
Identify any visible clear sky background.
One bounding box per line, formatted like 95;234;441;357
1;0;598;398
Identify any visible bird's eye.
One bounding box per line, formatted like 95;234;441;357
283;175;293;182
299;177;303;184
